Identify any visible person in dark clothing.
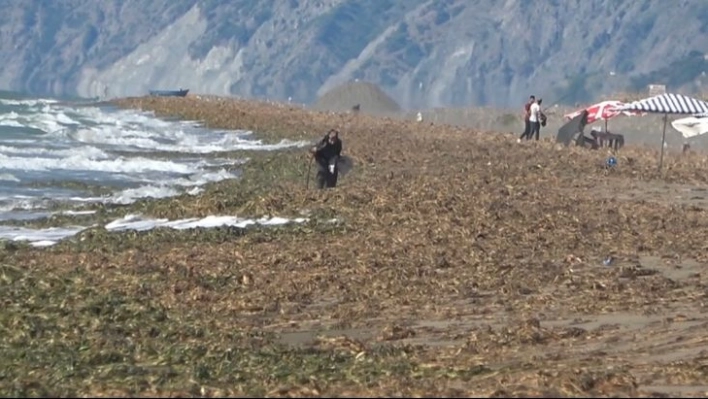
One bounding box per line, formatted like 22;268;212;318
309;129;342;189
527;97;542;141
519;95;535;141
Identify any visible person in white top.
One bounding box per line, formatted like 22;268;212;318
528;98;541;141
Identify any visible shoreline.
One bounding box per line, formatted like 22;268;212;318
3;93;708;241
112;93;708;152
2;94;708;397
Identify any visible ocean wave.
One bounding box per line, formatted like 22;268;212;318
0;96;306;220
0;98;59;107
0;173;20;182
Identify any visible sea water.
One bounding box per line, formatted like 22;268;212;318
0;91;308;245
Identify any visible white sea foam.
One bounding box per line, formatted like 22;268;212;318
0;213;309;247
0;173;20;182
0;197;47;212
108;185;182;205
0;152;197;174
0;119;24;128
0;97;308;219
69;124;307;154
60;210;97;216
107;169;239;204
0;196;100;221
0;225;87;247
187;187;203;196
0;144;110;159
166;169;238;187
104;214;308;232
0;111;21;120
0;211;52;222
0;98;59;107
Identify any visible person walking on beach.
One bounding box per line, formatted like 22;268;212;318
518;95;535;142
528;97;542;141
309;129;343;189
536;98;547;140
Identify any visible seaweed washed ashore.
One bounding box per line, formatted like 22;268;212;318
2;93;708;397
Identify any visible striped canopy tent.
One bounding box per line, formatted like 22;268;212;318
617;93;708;169
618;93;708;115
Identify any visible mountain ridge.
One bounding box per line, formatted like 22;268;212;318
1;0;707;109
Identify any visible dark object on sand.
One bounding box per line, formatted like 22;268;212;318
149;89;189;97
606;156;617;168
591;130;625;150
337;155;354;176
352;104;361;113
556;110;588;146
576;133;599;149
557;110;625;150
310;130;343;189
305;152;353;190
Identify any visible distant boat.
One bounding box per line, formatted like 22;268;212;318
149;89;189;97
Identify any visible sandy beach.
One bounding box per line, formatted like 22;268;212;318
2;92;708;397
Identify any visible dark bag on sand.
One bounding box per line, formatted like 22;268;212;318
540;112;547;127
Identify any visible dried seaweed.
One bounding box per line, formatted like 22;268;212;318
2;95;708;397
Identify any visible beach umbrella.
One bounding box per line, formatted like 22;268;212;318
671;116;708;139
563;100;643;131
617;93;708;169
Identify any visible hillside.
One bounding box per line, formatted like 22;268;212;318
0;0;707;109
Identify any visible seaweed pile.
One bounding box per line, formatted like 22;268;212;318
2;95;708;397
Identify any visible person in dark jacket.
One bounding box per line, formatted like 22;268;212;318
518;95;535;141
309;129;342;189
535;98;547;141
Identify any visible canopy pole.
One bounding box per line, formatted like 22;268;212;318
659;113;668;171
604;118;608;133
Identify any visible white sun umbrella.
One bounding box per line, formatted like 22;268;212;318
617;93;708;170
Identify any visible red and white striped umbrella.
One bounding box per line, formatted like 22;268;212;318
564;100;643;125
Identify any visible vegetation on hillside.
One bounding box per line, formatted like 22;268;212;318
3;0;708;107
629;51;708;93
187;0;273;60
312;0;426;63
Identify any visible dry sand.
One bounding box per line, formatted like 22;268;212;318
311;81;707;152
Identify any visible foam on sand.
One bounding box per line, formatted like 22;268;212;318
105;214;308;231
0;225;88;247
0;214;309;247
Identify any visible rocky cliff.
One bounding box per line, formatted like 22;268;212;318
1;0;707;109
